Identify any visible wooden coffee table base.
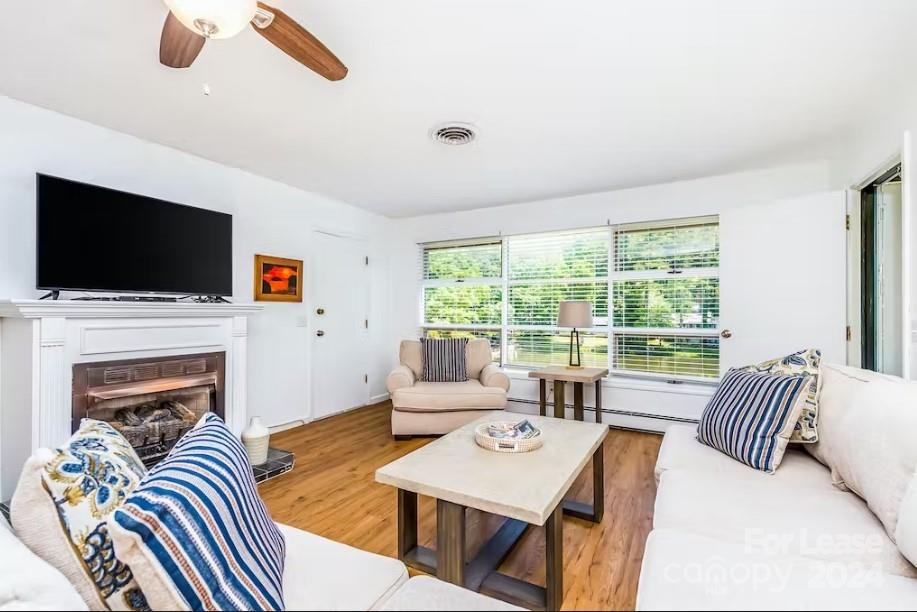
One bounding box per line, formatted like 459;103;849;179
396;442;604;611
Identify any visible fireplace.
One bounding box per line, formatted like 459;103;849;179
72;352;225;467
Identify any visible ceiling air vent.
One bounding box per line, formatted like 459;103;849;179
431;122;477;146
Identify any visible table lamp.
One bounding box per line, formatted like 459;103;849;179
557;300;592;369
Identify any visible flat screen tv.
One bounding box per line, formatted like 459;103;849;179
36;174;233;296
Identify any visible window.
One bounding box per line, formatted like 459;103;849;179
506;228;609;368
420;218;720;381
610;220;719;379
421;240;503;361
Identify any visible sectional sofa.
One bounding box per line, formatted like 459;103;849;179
637;363;917;609
1;512;521;610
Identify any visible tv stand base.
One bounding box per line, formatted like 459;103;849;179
193;296;231;304
114;296;179;303
35;293;232;304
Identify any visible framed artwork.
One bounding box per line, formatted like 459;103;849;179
254;255;303;302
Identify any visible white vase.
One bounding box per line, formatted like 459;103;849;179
242;416;270;466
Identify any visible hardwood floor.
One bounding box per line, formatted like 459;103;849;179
261;402;661;610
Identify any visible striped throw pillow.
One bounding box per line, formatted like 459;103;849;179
737;348;822;444
421;337;469;382
110;414;285;611
697;369;812;474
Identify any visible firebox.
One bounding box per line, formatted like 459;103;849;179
72;352;225;467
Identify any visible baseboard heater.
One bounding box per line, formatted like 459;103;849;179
507;397;699;425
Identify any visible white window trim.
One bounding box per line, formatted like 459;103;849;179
420;217;721;384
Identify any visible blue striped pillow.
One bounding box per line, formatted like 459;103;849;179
111;414;285;611
697;369;812;474
421;337;468;382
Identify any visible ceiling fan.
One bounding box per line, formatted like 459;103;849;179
159;0;347;81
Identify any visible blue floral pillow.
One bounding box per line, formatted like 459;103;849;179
11;419;150;610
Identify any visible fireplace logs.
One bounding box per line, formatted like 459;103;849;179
111;400;196;448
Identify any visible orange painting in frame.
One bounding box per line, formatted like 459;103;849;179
254;254;303;302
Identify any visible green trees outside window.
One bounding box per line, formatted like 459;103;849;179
421;221;720;379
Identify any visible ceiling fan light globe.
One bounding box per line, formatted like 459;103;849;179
163;0;257;39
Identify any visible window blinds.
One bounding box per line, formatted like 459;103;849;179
503;228;610;368
610;218;720;379
420;218;720;380
613;221;719;273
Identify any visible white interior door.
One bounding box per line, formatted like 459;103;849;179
310;231;370;420
719;191;847;370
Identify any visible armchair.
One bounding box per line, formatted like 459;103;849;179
386;339;510;437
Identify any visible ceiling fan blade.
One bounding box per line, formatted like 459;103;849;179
252;2;348;81
160;11;205;68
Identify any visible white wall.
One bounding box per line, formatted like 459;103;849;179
0;96;396;431
390;161;841;429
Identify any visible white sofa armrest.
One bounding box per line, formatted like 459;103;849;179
386;365;416;394
479;363;510;391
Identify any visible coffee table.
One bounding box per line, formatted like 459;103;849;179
375;412;608;611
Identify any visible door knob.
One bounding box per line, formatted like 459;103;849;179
720;329;733;339
316;308;325;315
316;330;325;337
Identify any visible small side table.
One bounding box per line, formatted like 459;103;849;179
528;366;609;423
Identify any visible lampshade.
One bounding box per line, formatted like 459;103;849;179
557;300;593;328
164;0;258;39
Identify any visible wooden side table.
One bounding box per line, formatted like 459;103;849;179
528;366;609;423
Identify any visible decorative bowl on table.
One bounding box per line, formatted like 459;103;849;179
474;420;543;453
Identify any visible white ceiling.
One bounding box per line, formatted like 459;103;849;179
1;0;915;217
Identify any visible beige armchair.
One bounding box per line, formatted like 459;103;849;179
386;339;510;437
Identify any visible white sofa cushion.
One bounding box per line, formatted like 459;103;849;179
0;518;88;611
400;340;424;378
808;375;917;541
379;576;522;611
807;363;905;482
897;473;917;567
392;380;507;412
655;424;833;488
465;338;493;379
279;524;408;611
653;469;917;578
637;528;917;611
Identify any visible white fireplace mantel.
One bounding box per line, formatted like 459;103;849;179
0;299;264;499
0;299;264;319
